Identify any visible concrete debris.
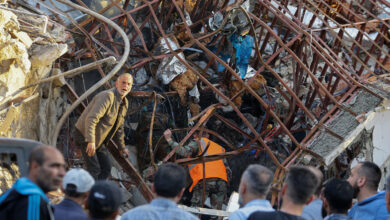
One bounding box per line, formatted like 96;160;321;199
29;43;68;67
0;4;71;145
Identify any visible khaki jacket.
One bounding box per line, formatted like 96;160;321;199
75;88;128;149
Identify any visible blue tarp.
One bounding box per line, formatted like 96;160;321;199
211;34;254;78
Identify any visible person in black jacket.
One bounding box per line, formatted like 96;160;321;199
0;145;66;220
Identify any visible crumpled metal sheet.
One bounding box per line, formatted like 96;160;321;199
188;84;200;101
156;37;187;85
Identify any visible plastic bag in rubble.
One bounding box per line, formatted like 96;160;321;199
231;33;254;78
209;11;225;32
210;33;254;78
156;37;187;85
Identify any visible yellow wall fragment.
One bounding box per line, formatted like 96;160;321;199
11;30;32;49
0;104;19;136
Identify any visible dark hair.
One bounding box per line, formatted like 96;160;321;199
386;174;390;192
358;161;381;190
285;166;319;205
88;181;122;219
28;146;47;170
324;179;353;213
154;163;186;198
65;184;84;198
243;164;273;197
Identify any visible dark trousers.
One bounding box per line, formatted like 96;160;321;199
73;129;112;180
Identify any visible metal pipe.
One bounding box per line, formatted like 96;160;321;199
51;0;130;146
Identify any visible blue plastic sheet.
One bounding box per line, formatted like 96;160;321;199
231;33;254;78
211;34;254;78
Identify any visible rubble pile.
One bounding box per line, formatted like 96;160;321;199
0;5;70;142
1;0;390;211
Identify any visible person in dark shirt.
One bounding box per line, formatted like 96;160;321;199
85;181;122;220
0;145;66;220
248;166;319;220
54;168;95;220
322;179;353;220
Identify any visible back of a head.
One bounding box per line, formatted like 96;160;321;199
308;167;323;197
243;164;273;197
358;161;381;191
87;181;122;219
324;179;353;213
154;163;186;198
285;166;319;205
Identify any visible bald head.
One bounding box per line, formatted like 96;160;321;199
117;73;133;81
28;145;61;170
115;73;133;97
28;145;66;193
242;164;273;197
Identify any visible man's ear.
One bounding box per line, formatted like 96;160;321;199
110;209;119;220
84;200;89;210
357;176;366;188
305;195;314;205
323;198;328;209
239;182;247;194
82;192;90;202
28;161;39;176
177;188;185;199
281;184;287;196
30;161;39;170
322;198;329;214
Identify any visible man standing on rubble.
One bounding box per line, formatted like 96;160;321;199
163;129;229;210
74;73;132;180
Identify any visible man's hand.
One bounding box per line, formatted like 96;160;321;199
163;129;172;142
120;148;129;158
86;142;96;156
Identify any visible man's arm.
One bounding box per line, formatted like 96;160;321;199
112;121;129;157
84;92;112;156
84;92;112;143
163;129;198;157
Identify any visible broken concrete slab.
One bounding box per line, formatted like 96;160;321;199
29;43;68;67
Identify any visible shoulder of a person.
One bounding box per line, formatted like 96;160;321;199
187;212;200;220
98;89;115;99
2;189;27;204
123;204;153;215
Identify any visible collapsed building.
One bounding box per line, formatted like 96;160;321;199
1;0;390;216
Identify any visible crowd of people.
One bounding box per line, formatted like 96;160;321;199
0;144;390;220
